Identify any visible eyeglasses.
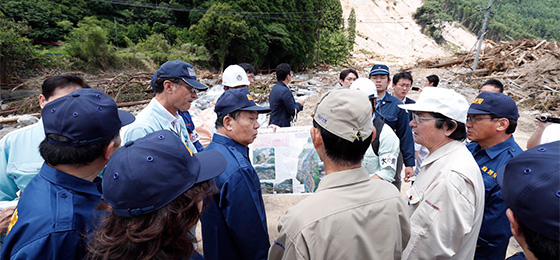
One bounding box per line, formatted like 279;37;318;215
173;82;198;94
466;116;497;123
412;113;444;124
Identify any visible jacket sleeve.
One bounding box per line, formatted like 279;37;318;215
396;109;415;167
8;231;84;260
375;128;400;182
121;127;149;143
403;176;476;259
281;88;302;116
0;139;18;201
221;171;270;260
269;220;308;260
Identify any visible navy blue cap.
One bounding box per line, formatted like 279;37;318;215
102;130;227;217
497;141;560;241
155;60;208;90
42;88;135;147
468;92;519;120
369;64;390;76
214;88;270;116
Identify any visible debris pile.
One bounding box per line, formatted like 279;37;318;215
417;39;560;111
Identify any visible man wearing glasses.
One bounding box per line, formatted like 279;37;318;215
398;88;485;260
465;92;522;260
122;60;208;153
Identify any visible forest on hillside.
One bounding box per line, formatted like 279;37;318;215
415;0;560;43
0;0;353;84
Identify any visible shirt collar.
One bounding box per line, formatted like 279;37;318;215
473;136;517;159
212;133;249;157
422;140;464;167
39;163;103;196
316;167;370;192
153;98;181;126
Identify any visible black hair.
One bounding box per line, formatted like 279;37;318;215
392;71;413;85
430;112;467;141
215;110;242;129
238;63;256;75
153;78;184;94
312;120;373;166
426;75;439;87
276;63;291;82
339;69;358;81
518;220;559;260
481;79;504;93
42;74;90;100
484;114;517;134
39;133;120;166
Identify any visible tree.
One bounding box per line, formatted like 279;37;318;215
347;8;356;51
189;3;250;71
0;13;38;83
64;16;115;71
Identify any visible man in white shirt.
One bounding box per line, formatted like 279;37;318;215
398;88;485;259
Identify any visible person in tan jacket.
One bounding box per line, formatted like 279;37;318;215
269;89;410;260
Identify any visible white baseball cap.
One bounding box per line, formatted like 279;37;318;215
350;78;378;98
222;65;250;87
398;87;469;123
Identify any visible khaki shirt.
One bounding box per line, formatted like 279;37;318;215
269;167;410;260
403;141;485;259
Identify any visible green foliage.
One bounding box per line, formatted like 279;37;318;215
347;8;356;50
63;16;115;71
189;2;250;71
0;13;40;82
419;0;560;42
317;29;350;65
414;1;452;43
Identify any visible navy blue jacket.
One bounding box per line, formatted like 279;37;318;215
1;164;103;259
179;110;204;152
375;93;415;167
269;81;302;127
201;134;270;260
403;97;415;122
467;136;523;260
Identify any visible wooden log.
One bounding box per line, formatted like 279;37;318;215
0;113;40;124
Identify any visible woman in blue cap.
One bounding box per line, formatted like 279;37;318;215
86;130;226;260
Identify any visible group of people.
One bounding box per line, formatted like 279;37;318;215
0;59;557;260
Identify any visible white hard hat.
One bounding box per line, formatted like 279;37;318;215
222;65;250;87
350;78;378;98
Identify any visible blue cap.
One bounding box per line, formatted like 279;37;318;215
214;88;270;116
468;92;519;120
42;88;135;147
497;141;560;241
102;130;227;217
154;60;208;90
369;64;390;76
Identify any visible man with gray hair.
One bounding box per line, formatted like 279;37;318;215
398;88;485;259
270;89;410;260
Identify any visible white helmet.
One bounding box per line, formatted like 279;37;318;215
350;78;378;98
222;65;250;87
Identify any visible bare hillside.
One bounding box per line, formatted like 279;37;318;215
341;0;478;66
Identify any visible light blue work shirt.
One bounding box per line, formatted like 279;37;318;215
0;121;44;202
363;123;400;182
122;98;197;152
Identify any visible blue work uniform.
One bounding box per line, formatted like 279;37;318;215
1;164;103;259
375;93;415;168
179;110;204;152
269;81;302;127
201;134;269;260
467;136;523;260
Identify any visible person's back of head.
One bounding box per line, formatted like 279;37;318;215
276;63;291;82
312;89;374;167
238;63;256;75
498;141;560;260
426;75;439;87
40;88;135;167
481;79;504;93
42;74;90;100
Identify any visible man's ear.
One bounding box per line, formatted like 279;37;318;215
163;80;174;94
496;118;510;132
310;127;323;149
506;208;521;237
443;120;458;137
223;115;234;132
39;94;47;109
104;138;121;161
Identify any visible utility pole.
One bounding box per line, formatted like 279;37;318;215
472;0;493;70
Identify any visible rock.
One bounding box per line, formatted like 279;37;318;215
17;115;39;127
